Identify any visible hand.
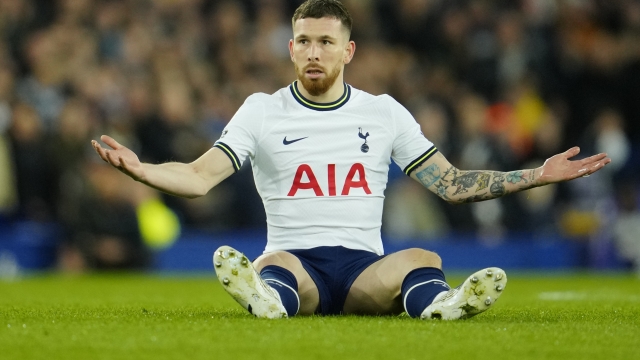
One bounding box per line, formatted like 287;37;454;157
536;147;611;186
91;135;145;181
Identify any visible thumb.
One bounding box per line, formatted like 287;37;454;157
119;156;133;173
119;156;141;180
564;146;580;159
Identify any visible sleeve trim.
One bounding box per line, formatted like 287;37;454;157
214;142;241;172
403;146;438;176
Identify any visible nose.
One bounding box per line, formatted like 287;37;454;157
308;43;320;62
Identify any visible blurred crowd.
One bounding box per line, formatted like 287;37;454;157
0;0;639;271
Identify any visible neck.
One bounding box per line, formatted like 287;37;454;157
296;76;345;103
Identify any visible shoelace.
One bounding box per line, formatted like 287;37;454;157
437;286;461;303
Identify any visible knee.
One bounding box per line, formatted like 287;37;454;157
252;251;296;271
399;248;442;269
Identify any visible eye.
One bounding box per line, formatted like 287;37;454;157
323;40;331;45
299;39;308;44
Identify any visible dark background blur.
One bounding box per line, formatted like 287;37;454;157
0;0;639;274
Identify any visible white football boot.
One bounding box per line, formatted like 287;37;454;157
421;267;507;320
213;245;287;319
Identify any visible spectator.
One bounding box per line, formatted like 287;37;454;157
59;159;151;272
0;0;637;268
0;63;17;218
613;183;640;275
8;102;55;221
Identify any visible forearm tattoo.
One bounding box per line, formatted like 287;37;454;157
415;165;537;203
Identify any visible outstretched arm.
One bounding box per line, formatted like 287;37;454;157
410;147;611;204
91;135;235;198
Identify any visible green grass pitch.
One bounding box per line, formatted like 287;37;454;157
1;272;639;360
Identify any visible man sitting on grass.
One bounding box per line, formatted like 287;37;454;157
92;0;610;320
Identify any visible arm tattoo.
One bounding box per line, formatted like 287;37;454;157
434;180;451;201
506;170;526;184
415;163;442;188
476;173;491;191
490;179;506;196
452;172;480;189
443;166;456;179
422;166;538;203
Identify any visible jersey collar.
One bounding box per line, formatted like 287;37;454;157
289;81;351;111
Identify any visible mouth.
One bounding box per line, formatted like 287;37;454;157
305;68;324;79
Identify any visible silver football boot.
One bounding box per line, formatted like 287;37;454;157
421;267;507;320
213;246;287;319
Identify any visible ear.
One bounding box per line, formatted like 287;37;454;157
289;39;295;62
343;40;356;64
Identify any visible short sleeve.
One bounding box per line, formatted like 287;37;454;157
213;95;264;172
388;97;438;176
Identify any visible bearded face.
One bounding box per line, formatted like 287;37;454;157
294;62;342;97
289;17;354;99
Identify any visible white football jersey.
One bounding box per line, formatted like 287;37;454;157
214;81;436;255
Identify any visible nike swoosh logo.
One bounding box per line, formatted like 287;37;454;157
283;136;308;145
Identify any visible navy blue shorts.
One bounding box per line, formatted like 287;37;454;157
287;246;385;315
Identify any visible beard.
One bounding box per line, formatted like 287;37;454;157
295;62;342;97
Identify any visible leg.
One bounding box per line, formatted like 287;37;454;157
343;248;442;315
253;251;320;315
213;246;320;318
343;248;508;319
214;246;286;318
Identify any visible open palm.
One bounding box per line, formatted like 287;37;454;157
537;147;611;186
91;135;145;181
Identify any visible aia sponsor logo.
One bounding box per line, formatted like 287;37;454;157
288;163;371;197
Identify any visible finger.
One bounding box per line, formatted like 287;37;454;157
579;153;608;166
582;158;611;174
587;159;611;174
575;168;589;179
92;141;109;162
100;135;123;150
105;149;121;167
564;146;580;159
579;159;611;178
